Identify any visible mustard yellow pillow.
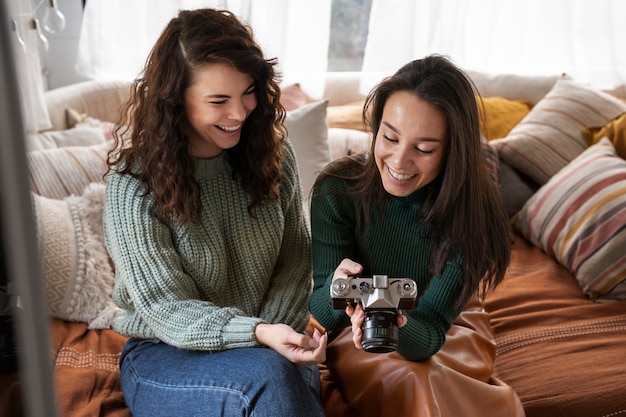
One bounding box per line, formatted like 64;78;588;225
327;100;367;131
479;97;533;141
582;112;626;159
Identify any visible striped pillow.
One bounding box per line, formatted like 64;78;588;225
27;141;111;199
492;76;626;185
513;138;626;300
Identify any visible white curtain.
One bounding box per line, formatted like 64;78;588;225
76;0;332;95
361;0;626;91
8;0;51;133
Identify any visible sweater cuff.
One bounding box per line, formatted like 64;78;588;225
222;316;265;348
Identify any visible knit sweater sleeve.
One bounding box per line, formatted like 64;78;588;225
103;170;263;351
257;140;313;334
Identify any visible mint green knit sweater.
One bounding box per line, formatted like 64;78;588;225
309;172;465;361
103;142;312;351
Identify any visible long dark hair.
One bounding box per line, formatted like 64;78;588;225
107;8;285;224
315;54;511;306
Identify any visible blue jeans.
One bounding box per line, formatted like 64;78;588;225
119;338;325;417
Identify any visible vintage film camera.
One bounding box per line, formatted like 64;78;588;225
330;274;418;353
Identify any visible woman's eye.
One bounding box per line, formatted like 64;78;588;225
209;100;227;105
383;134;398;143
416;147;434;154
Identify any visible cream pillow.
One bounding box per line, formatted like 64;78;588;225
27;142;110;199
492;77;626;185
285;100;330;208
25;126;108;152
327;128;372;161
33;182;119;328
513;138;626;301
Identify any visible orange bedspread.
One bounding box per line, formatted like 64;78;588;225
485;233;626;417
4;231;625;416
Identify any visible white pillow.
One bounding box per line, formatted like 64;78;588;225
32;182;120;328
285;100;330;210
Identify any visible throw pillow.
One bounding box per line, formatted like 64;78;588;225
32;182;120;328
285;100;330;209
479;97;533;140
280;83;313;111
582;112;626;159
27;142;110;199
491;76;626;185
327;100;367;131
327;128;372;161
25;126;108;153
513;138;626;301
66;108;115;141
498;160;538;218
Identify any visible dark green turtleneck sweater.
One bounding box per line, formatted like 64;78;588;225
309;172;465;361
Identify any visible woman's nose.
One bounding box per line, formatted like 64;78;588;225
392;144;412;166
227;99;246;121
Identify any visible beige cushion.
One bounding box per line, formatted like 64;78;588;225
285;100;330;208
28;142;110;199
33;183;119;328
513;138;626;301
465;70;559;104
492;76;626;185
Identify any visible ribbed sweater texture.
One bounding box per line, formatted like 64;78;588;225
103;142;312;351
309;173;465;360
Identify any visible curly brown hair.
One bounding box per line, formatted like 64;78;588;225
107;8;286;224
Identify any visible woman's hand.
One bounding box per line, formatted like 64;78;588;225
332;258;363;281
345;303;409;350
255;323;327;365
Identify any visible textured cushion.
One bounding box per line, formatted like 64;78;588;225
513;138;626;300
492;77;626;185
33;183;119;328
582;112;626;159
479;97;533;141
27;142;110;199
285;100;330;208
327;128;372;160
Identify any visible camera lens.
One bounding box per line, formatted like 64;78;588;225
361;310;398;353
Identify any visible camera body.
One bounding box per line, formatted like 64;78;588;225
330;274;418;353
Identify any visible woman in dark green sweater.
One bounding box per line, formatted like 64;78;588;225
309;55;511;362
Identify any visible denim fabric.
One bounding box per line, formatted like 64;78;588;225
119;338;325;417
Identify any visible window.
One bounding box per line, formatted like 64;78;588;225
327;0;372;71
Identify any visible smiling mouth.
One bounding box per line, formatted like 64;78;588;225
388;166;416;181
217;124;242;132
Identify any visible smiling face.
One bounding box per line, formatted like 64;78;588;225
374;91;447;197
183;63;257;159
